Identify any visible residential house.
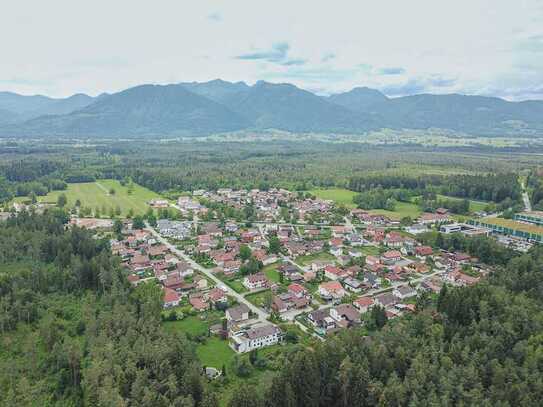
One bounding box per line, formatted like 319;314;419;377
374;292;397;308
163;288;180;308
381;250;402;265
288;283;307;298
207;287;227;304
330;304;361;327
415;246;433;258
308;309;335;331
393;285;417;300
343;277;364;293
230;324;281;353
243;272;269;290
353;296;374;313
318;281;347;300
190;296;209;312
226;304;250;322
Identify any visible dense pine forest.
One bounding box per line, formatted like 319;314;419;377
0;211;217;406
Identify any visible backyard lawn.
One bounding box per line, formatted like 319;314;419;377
163;311;223;337
32;179;162;216
296;251;336;266
196;337;235;368
223;278;248;293
359;246;381;256
262;264;281;283
245;290;271;308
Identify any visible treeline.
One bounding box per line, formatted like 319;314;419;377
349;173;521;205
0;211;219;406
0;159;70;204
353;188;414;211
228;244;543;407
527;170;543;210
439;173;521;203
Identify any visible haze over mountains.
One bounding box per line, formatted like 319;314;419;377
1;79;543;138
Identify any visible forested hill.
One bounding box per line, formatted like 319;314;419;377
1;80;543;137
0;210;218;406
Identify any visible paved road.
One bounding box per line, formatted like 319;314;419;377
520;181;532;212
145;222;271;323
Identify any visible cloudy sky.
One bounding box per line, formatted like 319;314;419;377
1;0;543;100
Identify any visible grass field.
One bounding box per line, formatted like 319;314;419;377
33;179;161;216
262;264;281;283
309;188;357;208
196;337;235;368
359;246;381;256
245;290;271;308
296;251;336;266
163;316;209;337
222;278;248;293
163;311;224;337
369;201;422;220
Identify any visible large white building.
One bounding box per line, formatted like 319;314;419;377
230;324;281;353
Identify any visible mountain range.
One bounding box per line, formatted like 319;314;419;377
1;79;543;137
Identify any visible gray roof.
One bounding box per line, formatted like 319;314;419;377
246;324;280;339
227;304;250;321
375;292;396;306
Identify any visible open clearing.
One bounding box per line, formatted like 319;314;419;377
369;201;422;220
196;337;235;368
309;188;357;208
34;179;161;216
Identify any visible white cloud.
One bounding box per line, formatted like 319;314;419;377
0;0;542;100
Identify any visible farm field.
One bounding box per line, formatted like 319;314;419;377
33;179;162;216
309;188;357;208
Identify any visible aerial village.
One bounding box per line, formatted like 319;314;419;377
99;187;531;355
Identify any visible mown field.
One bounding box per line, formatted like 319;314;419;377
309;188;357;208
34;179;162;216
369;201;422;220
